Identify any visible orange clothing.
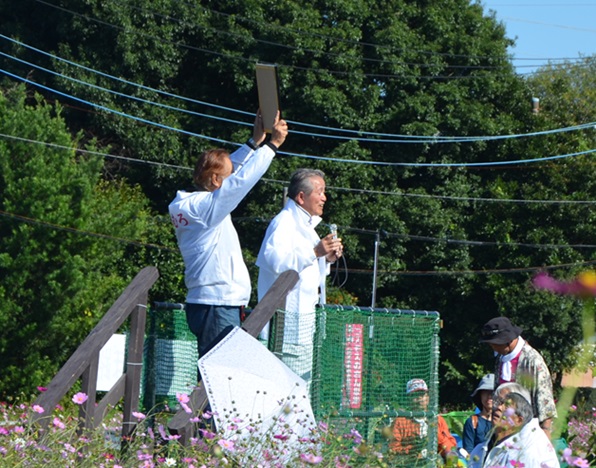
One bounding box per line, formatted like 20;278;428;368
437;414;457;457
391;415;457;458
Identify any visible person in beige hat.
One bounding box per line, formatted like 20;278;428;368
390;378;457;461
462;373;494;453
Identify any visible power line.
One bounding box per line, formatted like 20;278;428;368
172;0;593;64
30;0;565;80
109;0;516;71
3;132;596;207
343;259;596;276
3;68;596;168
234;217;596;250
3;35;595;144
2;208;595;276
0;132;189;170
3;46;594;145
0;209;176;252
500;16;596;35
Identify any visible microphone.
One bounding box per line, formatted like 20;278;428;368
329;223;337;239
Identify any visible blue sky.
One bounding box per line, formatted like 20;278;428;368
479;1;596;74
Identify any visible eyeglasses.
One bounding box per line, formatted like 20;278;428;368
481;328;501;338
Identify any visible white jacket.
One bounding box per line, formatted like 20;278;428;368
469;418;560;468
256;199;328;345
169;144;275;306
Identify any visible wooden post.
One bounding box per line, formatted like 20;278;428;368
29;267;159;435
122;301;148;439
80;353;99;431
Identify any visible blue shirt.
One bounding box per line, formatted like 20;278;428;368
462;415;492;454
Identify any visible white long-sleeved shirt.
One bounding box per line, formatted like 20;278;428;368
256;199;328;345
469;418;560;468
169;143;275;306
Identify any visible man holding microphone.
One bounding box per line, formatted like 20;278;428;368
256;168;343;387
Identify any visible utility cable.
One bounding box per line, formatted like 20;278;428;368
109;0;514;71
30;0;550;80
2;208;594;276
2;34;595;143
171;0;592;65
3;131;596;207
5;47;595;145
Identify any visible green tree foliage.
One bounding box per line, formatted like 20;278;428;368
0;84;162;398
0;1;594;406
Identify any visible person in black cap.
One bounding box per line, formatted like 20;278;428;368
479;316;557;438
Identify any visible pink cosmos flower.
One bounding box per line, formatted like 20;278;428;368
53;417;65;429
37;386;47;392
176;392;190;404
350;428;363;444
532;271;596;297
573;459;590;468
198;428;216;439
300;453;324;464
32;405;44;413
180;402;192;414
217;439;235;451
158;424;169;441
562;448;574;465
132;411;146;420
72;392;88;405
510;461;525;468
504;407;517;426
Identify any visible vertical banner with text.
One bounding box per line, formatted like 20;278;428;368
342;324;364;409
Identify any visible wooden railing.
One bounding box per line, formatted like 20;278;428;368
30;266;160;438
167;269;299;445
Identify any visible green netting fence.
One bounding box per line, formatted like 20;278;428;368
142;303;442;466
142;303;198;412
268;305;442;466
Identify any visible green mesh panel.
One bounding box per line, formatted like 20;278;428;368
142;308;198;412
269;305;441;466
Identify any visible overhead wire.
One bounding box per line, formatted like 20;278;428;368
2;64;596;168
30;0;572;80
0;209;176;252
170;0;593;67
0;60;596;168
2;34;595;145
108;0;513;71
4;132;596;206
2;207;595;277
1;136;594;275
